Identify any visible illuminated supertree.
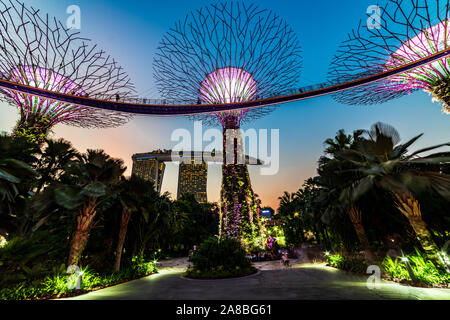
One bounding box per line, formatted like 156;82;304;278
154;1;302;247
328;0;450;112
0;0;134;143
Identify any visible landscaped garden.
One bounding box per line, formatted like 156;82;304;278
276;122;450;288
1;122;450;300
0;134;220;299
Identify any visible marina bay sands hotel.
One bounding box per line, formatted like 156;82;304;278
132;150;261;203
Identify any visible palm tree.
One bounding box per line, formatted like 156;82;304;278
131;192;185;260
35;138;80;193
318;129;376;262
0;134;37;207
0;134;39;237
323;129;353;155
40;149;126;266
338;122;450;264
278;191;295;208
19;139;81;237
113;175;157;271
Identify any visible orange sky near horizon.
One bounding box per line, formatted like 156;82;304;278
0;102;312;210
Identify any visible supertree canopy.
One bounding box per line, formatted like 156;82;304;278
328;0;450;112
200;67;258;128
154;1;302;248
0;0;135;143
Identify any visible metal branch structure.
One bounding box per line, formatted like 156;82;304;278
154;1;302;127
0;0;135;143
0;47;448;115
328;0;450;112
154;1;302;247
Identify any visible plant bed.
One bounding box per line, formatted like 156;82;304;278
326;253;369;274
382;276;450;289
0;262;158;300
381;250;450;288
326;251;450;289
187;237;255;280
183;266;258;280
30;270;158;300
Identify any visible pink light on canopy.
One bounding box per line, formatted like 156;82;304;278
200;67;257;128
384;21;450;112
6;65;87;126
200;67;257;104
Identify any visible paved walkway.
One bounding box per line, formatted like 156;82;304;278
63;258;450;300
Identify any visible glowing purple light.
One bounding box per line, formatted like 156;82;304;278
200;67;257;104
386;21;450;72
200;67;257;128
384;21;450;111
6;65;87;124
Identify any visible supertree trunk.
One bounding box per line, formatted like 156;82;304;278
12;115;52;145
153;1;302;250
219;116;263;250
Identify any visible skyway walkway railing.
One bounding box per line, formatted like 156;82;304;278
0;48;449;116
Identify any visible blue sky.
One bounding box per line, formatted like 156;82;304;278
1;0;450;208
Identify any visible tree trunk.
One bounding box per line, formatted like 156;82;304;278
394;194;441;264
220;121;260;244
348;206;375;263
67;199;97;266
113;209;132;271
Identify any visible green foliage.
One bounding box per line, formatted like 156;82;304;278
382;256;411;280
13;116;52;145
171;194;219;255
220;164;263;248
264;221;286;247
326;254;369;274
0;133;38;217
326;254;344;268
184;265;255;279
0;235;6;248
0;261;157;300
328;250;450;286
277;178;334;248
382;250;450;285
0;133;219;295
189;237;252;275
46;149;126;211
278;123;450;258
0;233;57;287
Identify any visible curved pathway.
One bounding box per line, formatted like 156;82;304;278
63;258;450;300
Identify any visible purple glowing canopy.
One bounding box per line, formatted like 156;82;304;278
0;0;134;132
328;0;450;112
154;1;302;128
200;67;257;105
7;65;87;126
200;67;257;127
384;21;450;112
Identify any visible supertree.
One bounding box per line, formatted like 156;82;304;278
154;1;302;248
0;0;134;144
328;0;450;112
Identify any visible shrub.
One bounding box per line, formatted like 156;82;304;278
326;254;369;274
382;256;410;280
0;234;50;287
327;254;344;268
0;261;157;300
186;237;254;278
382;249;450;285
